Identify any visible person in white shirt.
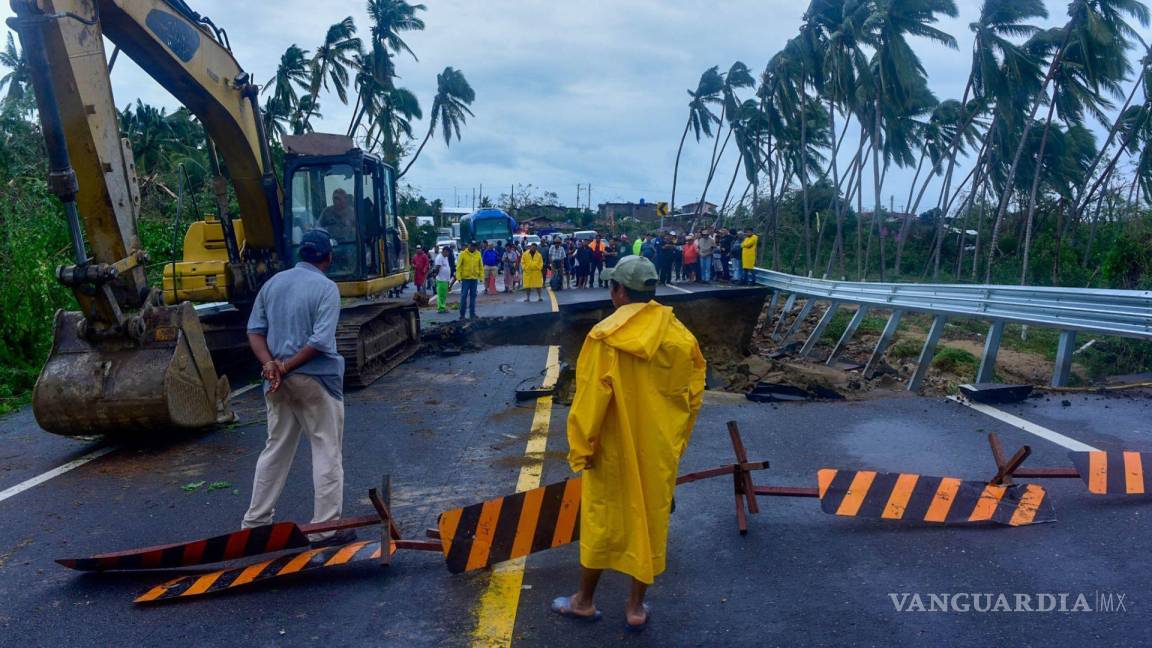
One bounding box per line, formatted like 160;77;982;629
432;246;454;313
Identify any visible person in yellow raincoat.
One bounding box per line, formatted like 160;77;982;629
740;228;759;285
521;242;545;303
552;255;706;632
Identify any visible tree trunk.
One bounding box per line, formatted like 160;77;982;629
829;101;846;279
1074;58;1149;216
894;150;926;276
987;31;1070;282
855;125;868;280
872;103;885;281
800;81;812;275
398;122;435;178
1018;98;1059;284
670;115;692;225
695;112;732;221
717;152;743;223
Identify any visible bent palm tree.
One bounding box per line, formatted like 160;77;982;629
263;45;311;129
302;17;361;131
399;67;475;178
670;66;724;221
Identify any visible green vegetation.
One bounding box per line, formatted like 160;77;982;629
887;338;923;361
0;0;475;412
677;0;1152;294
932;347;979;376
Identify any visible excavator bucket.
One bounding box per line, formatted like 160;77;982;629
32;302;233;438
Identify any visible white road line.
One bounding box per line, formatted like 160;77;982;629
947;396;1101;452
666;284;693;294
0;382;257;504
229;382;261;399
0;446;117;504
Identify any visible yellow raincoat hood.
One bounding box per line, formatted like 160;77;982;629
586;301;672;361
566;299;706;584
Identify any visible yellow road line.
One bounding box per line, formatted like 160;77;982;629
547;287;559;313
471;345;561;647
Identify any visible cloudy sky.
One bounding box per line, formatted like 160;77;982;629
3;1;1148;211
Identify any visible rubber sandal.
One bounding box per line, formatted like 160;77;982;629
550;596;602;622
625;604;650;633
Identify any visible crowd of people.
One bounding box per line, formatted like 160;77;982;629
408;227;761;320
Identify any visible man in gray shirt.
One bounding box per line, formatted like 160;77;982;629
242;228;351;547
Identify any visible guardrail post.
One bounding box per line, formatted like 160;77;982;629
863;310;903;379
764;291;780;325
1052;330;1077;387
800;302;840;358
826;305;869;366
780;299;815;343
771;293;798;339
907;315;947;392
975;321;1005;383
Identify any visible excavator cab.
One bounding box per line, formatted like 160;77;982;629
282;138;404;286
281;134;418;387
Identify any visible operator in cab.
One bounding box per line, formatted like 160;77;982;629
320;188;356;241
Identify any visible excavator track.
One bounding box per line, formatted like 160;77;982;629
337;301;421;388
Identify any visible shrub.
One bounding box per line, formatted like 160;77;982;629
932;346;978;376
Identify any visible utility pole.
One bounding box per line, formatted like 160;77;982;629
587;184;592;213
576;184;581;210
472;187;476;210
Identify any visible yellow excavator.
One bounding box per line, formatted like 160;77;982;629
9;0;420;437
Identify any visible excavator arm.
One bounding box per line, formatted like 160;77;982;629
8;0;284;435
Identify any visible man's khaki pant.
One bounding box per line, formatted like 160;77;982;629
484;265;498;293
242;374;345;540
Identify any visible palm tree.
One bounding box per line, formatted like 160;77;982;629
986;0;1149;282
927;0;1047;279
119;100;191;172
301;17;361;131
861;0;959;280
1013;23;1126;284
693;61;755;224
349;0;427;139
807;0;870;277
398;67;475;178
670;66;724;224
367;86;422;164
263;45;311;128
0;33;30;107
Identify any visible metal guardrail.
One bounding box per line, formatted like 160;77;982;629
750;268;1152;390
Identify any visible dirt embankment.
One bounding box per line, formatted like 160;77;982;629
710;298;1093;400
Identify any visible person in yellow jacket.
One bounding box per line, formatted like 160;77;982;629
552;255;706;632
520;242;545;302
740;228;759;285
456;241;484;319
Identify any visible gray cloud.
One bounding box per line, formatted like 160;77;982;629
3;0;1146;212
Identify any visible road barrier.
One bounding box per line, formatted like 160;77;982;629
750;268;1152;389
988;432;1152;496
816;469;1054;526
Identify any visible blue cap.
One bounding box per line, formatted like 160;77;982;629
300;228;334;261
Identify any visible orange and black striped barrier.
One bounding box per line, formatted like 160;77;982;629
988;432;1152;496
438;477;582;574
135;540;396;604
56;477;444;605
436;447;772;574
817;468;1055;526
